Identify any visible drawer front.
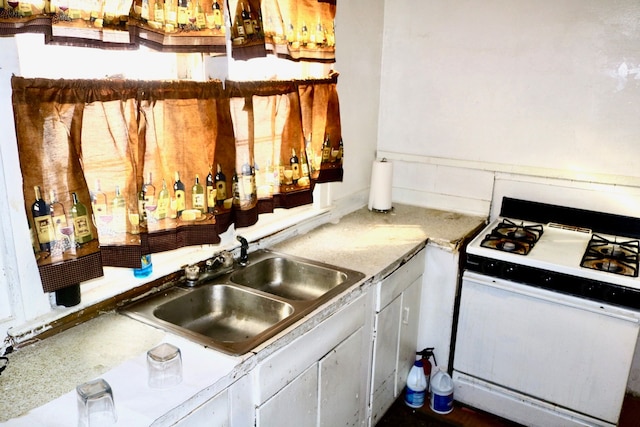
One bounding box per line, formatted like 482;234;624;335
377;249;425;311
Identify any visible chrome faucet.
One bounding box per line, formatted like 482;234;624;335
183;250;234;287
206;251;232;271
237;235;249;266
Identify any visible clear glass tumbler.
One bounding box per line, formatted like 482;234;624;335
147;342;183;389
76;378;117;427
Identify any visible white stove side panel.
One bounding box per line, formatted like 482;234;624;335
491;174;640;222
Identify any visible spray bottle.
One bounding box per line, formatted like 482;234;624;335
416;347;436;395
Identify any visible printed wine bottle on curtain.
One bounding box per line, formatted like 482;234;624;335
241;161;255;203
49;189;72;252
301;21;309;46
91;179;108;220
234;11;246;41
195;0;206;29
315;19;325;46
215;163;227;206
305;133;315;174
143;172;156;207
156;179;170;220
173;171;186;217
290;148;300;184
206;165;216;213
286;22;296;46
241;2;253;39
31;185;55;252
71;192;93;244
154;0;164;25
141;172;156;222
177;0;188;29
210;0;222;30
137;187;147;224
164;0;177;31
232;172;241;207
141;0;150;21
112;184;127;233
192;174;205;214
322;133;331;163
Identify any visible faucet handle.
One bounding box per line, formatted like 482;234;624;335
184;264;200;281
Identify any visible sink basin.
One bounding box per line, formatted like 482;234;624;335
153;284;294;343
119;250;365;355
230;256;348;301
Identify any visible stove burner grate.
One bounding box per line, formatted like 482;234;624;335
581;234;640;277
480;219;543;255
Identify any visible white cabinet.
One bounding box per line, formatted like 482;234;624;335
395;278;422;397
237;291;373;427
257;363;319;427
318;326;366;427
171;389;229;427
254;327;366;427
369;249;425;425
370;295;401;423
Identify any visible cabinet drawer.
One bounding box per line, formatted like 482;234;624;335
377;249;425;311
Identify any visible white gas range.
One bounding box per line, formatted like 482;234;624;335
453;197;640;427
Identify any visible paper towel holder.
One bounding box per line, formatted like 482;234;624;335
369;158;394;214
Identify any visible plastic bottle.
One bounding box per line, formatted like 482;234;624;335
404;359;427;408
430;368;454;414
133;254;153;278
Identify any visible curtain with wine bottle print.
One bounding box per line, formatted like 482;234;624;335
11;74;344;294
0;0;335;60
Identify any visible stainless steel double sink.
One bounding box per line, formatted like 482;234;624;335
119;250;365;355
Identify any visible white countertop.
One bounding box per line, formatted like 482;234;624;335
0;204;485;425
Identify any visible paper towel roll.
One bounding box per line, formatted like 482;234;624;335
368;159;393;212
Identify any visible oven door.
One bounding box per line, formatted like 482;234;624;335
453;271;640;425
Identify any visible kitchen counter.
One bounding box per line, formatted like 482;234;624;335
0;204;485;425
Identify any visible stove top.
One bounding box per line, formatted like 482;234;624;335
465;198;640;308
468;218;640;289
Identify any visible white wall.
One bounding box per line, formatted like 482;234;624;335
378;0;640;215
331;0;385;211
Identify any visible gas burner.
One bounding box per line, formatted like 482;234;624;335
479;219;543;255
581;234;639;277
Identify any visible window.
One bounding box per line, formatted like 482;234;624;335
11;34;341;310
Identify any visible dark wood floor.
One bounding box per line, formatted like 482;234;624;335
379;393;640;426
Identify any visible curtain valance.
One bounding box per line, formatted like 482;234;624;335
11;73;344;294
0;0;337;60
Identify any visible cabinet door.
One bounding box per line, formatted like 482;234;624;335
318;327;365;427
256;363;318;427
395;276;422;397
370;295;401;424
172;389;229;427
